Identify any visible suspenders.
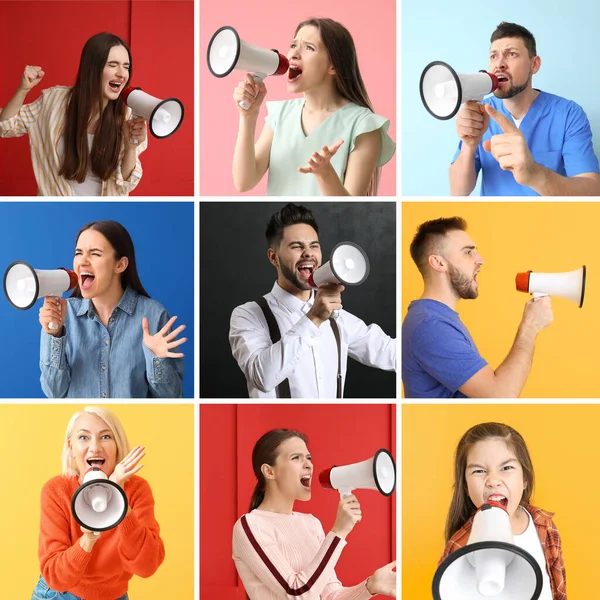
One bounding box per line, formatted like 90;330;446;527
255;297;342;399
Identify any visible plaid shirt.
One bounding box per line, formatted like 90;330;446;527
439;503;566;600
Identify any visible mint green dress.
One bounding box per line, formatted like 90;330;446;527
264;98;395;196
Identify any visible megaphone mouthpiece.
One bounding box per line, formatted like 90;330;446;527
515;265;586;308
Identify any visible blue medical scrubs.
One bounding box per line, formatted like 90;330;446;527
452;91;599;196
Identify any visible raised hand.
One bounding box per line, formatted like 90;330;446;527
109;445;146;488
124;117;147;149
142;316;187;358
233;72;267;115
298;139;344;176
455;101;489;148
331;493;362;539
366;561;397;597
482;104;538;186
79;526;101;552
39;296;67;336
20;65;45;92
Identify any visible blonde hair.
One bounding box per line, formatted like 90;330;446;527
62;406;130;477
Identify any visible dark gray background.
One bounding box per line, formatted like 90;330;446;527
200;202;397;398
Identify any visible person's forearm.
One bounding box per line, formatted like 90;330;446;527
233;116;261;192
526;164;600;196
121;148;136;181
493;323;538;397
449;145;478;196
314;168;351;196
0;88;29;121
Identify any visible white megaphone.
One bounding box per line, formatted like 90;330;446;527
4;261;77;330
121;87;184;140
319;449;396;499
308;242;369;319
420;61;499;120
207;25;289;110
516;266;586;307
71;468;128;532
432;502;543;600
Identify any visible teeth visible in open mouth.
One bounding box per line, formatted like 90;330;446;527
298;264;314;273
289;66;302;80
109;81;122;90
301;475;311;487
488;494;508;507
87;458;105;466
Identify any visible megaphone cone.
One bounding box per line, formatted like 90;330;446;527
432;502;543;600
319;449;396;498
308;242;370;288
515;266;586;307
121;87;184;139
420;61;499;120
71;468;128;532
3;261;77;310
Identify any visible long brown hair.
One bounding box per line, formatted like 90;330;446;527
59;32;132;183
295;18;380;195
70;220;150;299
445;422;535;542
249;429;308;512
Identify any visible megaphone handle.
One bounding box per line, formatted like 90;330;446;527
339;491;352;499
47;294;61;331
128;111;141;145
239;74;265;111
331;309;340;319
533;292;549;301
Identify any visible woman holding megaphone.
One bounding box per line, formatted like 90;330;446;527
0;32;147;196
233;429;397;598
31;406;164;600
38;220;186;398
231;18;395;197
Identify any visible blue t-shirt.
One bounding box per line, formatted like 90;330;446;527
452;91;599;196
402;299;487;398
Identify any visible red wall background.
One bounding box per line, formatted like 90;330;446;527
0;0;193;196
200;404;396;600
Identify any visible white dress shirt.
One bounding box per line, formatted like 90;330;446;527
229;282;396;398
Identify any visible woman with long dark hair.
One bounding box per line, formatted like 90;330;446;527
38;220;186;398
31;406;164;600
0;32;146;196
232;18;395;196
232;429;397;598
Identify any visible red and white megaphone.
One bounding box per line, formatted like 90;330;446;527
432;502;543;600
4;261;77;330
71;468;128;532
420;61;499;120
515;266;586;307
319;449;396;499
121;87;184;140
207;25;289;110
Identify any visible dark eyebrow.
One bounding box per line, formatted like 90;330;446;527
467;458;517;469
107;60;130;65
288;240;320;246
461;245;476;251
75;247;104;253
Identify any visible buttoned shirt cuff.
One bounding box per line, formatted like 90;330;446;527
40;328;67;370
142;344;173;383
288;314;322;343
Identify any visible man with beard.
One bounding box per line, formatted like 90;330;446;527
229;203;396;398
450;22;600;196
402;217;553;398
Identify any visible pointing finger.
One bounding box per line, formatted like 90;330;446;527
484;104;518;133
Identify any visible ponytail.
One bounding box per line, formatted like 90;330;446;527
249;480;265;512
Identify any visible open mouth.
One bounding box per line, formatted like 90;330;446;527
297;263;315;279
109;80;123;92
80;272;96;291
496;75;509;85
87;457;106;468
288;66;302;83
300;475;311;488
487;494;508;509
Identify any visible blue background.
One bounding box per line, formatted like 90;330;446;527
402;0;600;196
0;202;194;398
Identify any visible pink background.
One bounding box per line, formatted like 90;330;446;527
200;0;396;196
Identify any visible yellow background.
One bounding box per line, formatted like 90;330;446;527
402;404;598;599
402;202;600;397
0;404;194;599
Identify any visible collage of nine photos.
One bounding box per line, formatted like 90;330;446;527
0;0;597;599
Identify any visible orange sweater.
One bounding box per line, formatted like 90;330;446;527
39;474;165;600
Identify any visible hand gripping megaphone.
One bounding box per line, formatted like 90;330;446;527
432;502;543;600
515;266;586;307
420;61;499;120
319;449;396;499
121;87;184;140
71;468;128;532
3;261;77;330
308;242;370;319
207;25;289;110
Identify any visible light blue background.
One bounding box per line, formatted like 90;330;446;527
0;202;194;398
402;0;600;196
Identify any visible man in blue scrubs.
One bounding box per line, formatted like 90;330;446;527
402;217;553;398
450;22;600;196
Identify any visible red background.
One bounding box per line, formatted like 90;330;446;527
200;404;396;600
0;0;193;196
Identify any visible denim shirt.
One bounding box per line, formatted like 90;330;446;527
40;286;184;398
